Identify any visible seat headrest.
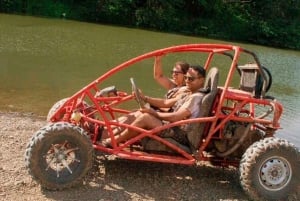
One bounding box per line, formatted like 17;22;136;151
204;67;219;92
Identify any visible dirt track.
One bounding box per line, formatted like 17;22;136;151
0;112;299;201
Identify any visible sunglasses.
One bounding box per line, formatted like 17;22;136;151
171;70;183;75
184;75;202;82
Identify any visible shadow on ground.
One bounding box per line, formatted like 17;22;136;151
42;153;251;201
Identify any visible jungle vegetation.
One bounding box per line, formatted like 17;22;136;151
1;0;300;49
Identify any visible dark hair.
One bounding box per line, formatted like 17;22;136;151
190;65;206;78
175;61;190;74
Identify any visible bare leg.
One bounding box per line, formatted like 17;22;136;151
101;111;142;139
106;113;163;145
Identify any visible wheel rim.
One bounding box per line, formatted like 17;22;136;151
44;141;80;178
259;156;292;191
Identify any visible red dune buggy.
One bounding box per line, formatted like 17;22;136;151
25;44;299;201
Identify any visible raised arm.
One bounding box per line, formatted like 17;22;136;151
153;56;177;90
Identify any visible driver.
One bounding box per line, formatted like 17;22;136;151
102;65;206;147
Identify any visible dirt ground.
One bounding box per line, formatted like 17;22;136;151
0;112;299;201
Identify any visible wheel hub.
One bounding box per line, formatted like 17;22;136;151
56;152;66;162
260;157;291;190
45;142;80;177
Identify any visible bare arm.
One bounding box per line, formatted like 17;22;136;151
144;96;178;108
140;107;191;122
154;56;177;90
137;89;178;108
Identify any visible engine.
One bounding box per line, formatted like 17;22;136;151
213;121;263;158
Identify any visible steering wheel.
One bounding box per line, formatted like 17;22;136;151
130;78;145;108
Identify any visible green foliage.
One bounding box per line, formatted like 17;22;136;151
25;0;67;17
1;0;299;49
0;0;23;12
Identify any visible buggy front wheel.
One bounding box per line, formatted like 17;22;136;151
239;137;300;201
24;122;94;190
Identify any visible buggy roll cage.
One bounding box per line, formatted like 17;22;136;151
49;44;282;166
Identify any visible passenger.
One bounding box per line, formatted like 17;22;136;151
103;65;206;146
154;55;189;99
150;56;189;112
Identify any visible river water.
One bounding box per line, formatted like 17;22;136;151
0;14;299;149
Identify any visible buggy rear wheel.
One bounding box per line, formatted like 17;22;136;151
47;98;68;121
239;137;300;201
47;98;93;122
24;122;94;190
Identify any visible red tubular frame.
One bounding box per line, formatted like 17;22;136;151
49;44;283;167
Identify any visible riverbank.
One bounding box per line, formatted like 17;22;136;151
0;112;299;201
